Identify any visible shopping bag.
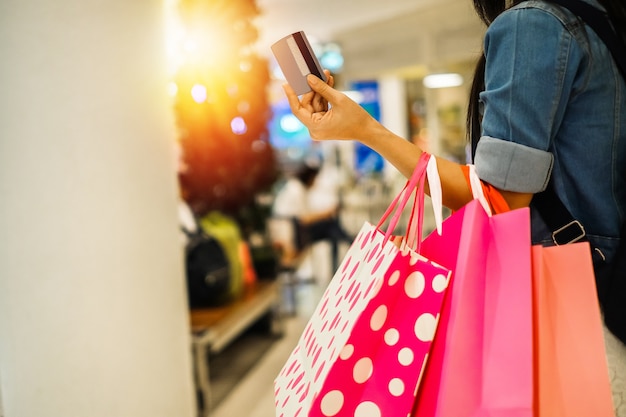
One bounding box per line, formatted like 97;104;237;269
532;242;614;416
274;153;451;417
307;247;451;417
273;221;397;416
413;199;534;416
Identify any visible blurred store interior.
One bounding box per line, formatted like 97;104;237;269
0;0;484;416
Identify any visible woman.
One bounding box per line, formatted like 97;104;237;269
282;0;626;412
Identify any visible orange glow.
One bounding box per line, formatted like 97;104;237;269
166;1;241;77
167;0;277;213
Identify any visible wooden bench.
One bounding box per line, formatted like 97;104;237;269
190;279;283;417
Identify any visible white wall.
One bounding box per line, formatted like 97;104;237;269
0;1;195;416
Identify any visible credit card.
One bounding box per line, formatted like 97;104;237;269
271;31;327;95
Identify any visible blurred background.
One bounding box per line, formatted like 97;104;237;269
0;0;483;416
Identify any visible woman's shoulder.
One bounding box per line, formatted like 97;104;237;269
486;2;571;47
495;1;576;26
488;0;594;49
502;0;603;29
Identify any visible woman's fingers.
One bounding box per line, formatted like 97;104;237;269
311;71;334;111
299;85;317;110
283;82;310;119
306;74;336;103
283;76;333;120
283;71;336;116
312;90;325;112
325;70;335;88
283;71;368;141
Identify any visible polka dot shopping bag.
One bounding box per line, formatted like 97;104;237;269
274;153;452;417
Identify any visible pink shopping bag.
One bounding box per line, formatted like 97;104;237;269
413;200;534;417
532;243;614;417
307;247;451;417
274;153;451;417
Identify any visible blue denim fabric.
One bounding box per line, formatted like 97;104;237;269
474;0;626;264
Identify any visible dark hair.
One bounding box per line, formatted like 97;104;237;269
296;164;320;188
466;0;626;156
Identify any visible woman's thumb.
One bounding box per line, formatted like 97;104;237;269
307;74;332;98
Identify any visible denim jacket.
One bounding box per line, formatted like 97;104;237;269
474;0;626;265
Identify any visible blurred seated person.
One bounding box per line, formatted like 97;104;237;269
271;159;351;272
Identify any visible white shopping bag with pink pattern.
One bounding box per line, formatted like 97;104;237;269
274;153;451;417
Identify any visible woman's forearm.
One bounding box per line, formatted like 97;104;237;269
360;120;474;211
286;75;524;211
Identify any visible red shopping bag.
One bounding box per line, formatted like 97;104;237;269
274;153;452;417
532;242;614;416
413;200;534;417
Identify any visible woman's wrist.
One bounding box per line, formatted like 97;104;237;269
358;118;393;147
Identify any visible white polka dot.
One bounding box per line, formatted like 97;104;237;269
339;344;354;360
353;357;374;384
388;270;401;286
409;254;419;266
389;378;405;396
384;328;400;346
405;271;426;298
370;305;388;331
415;313;437;342
320;390;344;416
398;347;414;366
355;401;381;417
432;273;448;293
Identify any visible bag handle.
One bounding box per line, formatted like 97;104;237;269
402;162;428;251
404;156;443;252
468;164;492;216
377;152;430;237
377;152;444;252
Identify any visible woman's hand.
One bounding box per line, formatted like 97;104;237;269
283;70;379;142
299;69;334;114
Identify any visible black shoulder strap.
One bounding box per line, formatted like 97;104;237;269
533;0;626;244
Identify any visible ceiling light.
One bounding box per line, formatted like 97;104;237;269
423;73;463;89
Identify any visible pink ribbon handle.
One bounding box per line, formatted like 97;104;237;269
378;152;431;244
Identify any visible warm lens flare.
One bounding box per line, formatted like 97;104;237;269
166;0;277;213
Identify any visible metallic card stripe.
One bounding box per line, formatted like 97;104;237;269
286;36;309;76
292;31;324;79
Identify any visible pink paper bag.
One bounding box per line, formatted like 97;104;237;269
413;201;534;417
273;222;402;417
307;247;450;417
532;242;614;416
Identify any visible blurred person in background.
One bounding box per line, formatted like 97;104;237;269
272;157;352;275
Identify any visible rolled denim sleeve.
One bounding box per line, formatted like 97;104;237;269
475;136;553;193
477;5;581;194
480;7;578;148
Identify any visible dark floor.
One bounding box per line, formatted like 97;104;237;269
206;318;282;410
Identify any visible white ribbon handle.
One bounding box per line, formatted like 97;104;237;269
468;164;492;216
427;156;443;235
405;155;444;251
